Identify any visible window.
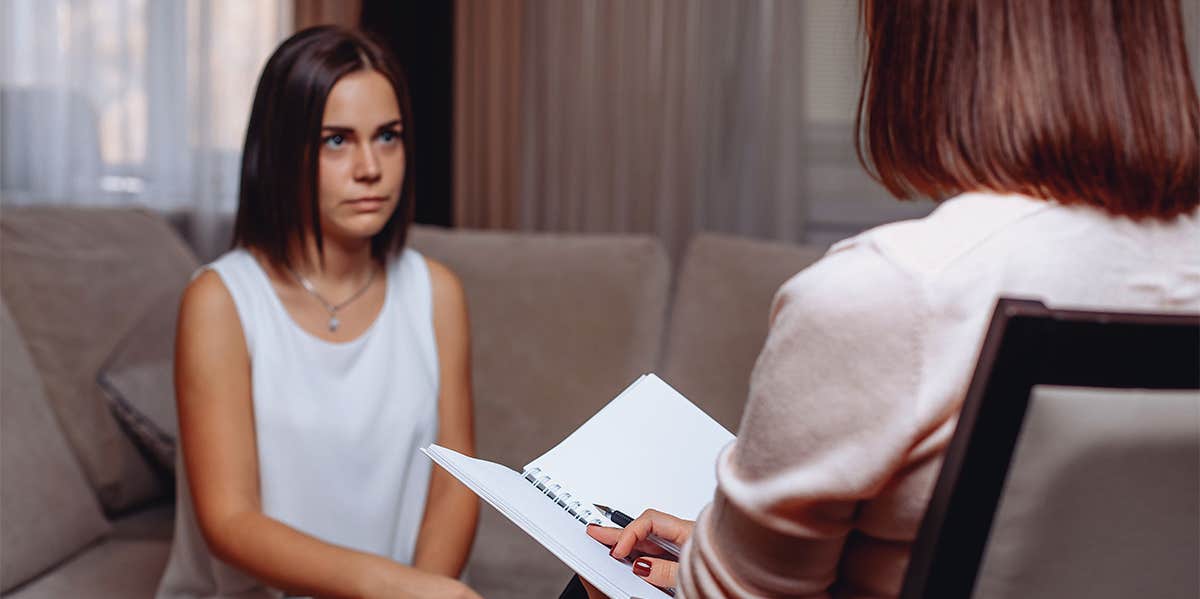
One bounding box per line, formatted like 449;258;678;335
1;0;289;211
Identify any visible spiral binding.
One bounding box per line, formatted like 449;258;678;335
522;467;605;525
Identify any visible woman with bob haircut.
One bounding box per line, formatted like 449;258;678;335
157;27;481;599
578;0;1199;597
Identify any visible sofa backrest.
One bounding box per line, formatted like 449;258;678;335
409;225;671;467
660;233;826;432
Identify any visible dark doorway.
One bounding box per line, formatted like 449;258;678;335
361;0;455;227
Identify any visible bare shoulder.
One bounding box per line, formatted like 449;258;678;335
180;270;238;324
177;269;247;355
423;256;467;312
422;256;469;356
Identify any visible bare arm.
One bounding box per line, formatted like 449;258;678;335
176;271;478;599
411;258;480;577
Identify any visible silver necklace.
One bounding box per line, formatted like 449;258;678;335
285;265;378;332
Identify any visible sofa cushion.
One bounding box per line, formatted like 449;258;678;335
1;299;111;593
409;226;670;593
0;207;199;512
98;288;181;474
1;539;170;599
108;501;176;542
660;233;826;431
462;510;578;599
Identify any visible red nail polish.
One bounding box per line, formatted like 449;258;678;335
633;558;652;577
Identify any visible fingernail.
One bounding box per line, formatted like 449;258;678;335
609;547;618;559
633;558;652;577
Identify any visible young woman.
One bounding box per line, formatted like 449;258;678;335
157;27;480;599
581;0;1200;596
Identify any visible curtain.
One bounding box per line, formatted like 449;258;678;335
519;0;809;258
456;0;811;256
454;0;524;229
1;0;291;255
294;0;360;31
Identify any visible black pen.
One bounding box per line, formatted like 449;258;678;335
592;504;682;558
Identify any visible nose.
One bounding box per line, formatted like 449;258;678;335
353;142;381;183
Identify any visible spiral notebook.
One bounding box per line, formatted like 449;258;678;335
422;374;735;599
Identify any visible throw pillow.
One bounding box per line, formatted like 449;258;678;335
98;289;181;475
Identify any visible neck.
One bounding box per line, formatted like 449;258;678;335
292;234;376;283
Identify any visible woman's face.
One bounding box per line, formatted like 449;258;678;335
315;69;405;245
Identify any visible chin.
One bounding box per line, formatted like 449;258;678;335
327;212;394;243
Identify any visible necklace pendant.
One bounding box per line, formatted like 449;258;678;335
328;316;340;332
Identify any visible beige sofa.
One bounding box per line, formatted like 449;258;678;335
0;207;824;598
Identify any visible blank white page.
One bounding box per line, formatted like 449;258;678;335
523;374;735;523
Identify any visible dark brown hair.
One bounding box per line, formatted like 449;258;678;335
232;26;416;269
856;0;1199;219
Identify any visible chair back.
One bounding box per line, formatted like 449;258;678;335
900;298;1200;599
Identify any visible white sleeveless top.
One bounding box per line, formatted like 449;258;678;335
157;248;439;599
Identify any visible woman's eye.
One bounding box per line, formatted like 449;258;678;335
323;134;346;149
378;130;400;144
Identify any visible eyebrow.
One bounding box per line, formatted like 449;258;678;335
321;119;403;134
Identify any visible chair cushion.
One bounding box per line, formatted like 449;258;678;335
0;207;198;512
0;299;111;593
974;385;1200;599
1;540;170;599
660;233;826;431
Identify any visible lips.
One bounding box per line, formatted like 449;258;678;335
346;196;388;212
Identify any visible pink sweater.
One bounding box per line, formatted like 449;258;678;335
678;192;1200;598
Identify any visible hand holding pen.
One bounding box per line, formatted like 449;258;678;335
592;504;683;557
586;505;696;591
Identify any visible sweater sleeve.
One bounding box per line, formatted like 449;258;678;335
678;240;930;598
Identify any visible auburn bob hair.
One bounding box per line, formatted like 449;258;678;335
232;26;416;270
856;0;1199;219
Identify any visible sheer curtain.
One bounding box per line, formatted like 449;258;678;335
1;0;290;254
524;0;816;258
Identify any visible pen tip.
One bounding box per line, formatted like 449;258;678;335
593;504;610;513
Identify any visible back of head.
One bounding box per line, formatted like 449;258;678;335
856;0;1200;219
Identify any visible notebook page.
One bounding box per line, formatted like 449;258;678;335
523;374;735;523
423;445;671;599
